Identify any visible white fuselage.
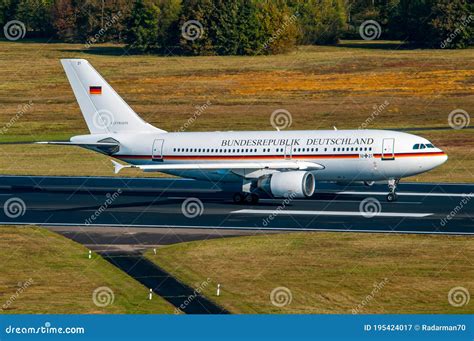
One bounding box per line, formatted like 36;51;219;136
73;129;447;183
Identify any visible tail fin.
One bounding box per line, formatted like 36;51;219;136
60;59;165;134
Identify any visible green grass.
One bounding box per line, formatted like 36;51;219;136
0;226;176;314
0;40;472;180
146;232;474;314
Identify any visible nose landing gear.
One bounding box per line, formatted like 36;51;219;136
386;179;399;202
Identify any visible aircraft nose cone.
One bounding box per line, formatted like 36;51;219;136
439;152;448;166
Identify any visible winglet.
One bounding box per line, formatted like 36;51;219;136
111;160;131;174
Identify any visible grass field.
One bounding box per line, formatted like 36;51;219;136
0;226;175;314
147;232;474;314
0;40;472;181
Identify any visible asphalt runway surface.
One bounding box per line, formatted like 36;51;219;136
0;175;472;235
1;175;472;314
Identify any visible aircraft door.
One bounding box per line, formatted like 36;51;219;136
152;139;164;161
284;143;293;160
381;138;395;160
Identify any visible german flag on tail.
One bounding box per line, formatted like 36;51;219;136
89;86;102;95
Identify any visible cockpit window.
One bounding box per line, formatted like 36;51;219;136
414;143;436;150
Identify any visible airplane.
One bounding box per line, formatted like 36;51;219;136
38;59;448;204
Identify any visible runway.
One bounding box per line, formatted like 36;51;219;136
0;175;472;235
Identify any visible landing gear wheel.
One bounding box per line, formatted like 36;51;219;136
233;192;259;204
386;178;399;202
244;193;259;204
386;192;398;202
233;192;244;204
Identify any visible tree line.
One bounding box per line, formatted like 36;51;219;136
0;0;472;54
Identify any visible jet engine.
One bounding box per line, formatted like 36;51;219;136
257;171;315;198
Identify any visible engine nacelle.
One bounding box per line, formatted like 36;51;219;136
257;171;315;198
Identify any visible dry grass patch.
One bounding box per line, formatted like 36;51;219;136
147;232;474;314
0;226;175;313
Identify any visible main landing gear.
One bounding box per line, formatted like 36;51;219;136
386;179;399;202
233;192;259;205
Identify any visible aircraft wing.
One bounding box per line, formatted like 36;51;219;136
111;160;324;174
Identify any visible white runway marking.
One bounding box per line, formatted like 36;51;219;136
261;199;422;204
336;191;474;198
231;209;433;218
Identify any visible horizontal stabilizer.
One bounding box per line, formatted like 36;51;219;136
36;141;118;147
